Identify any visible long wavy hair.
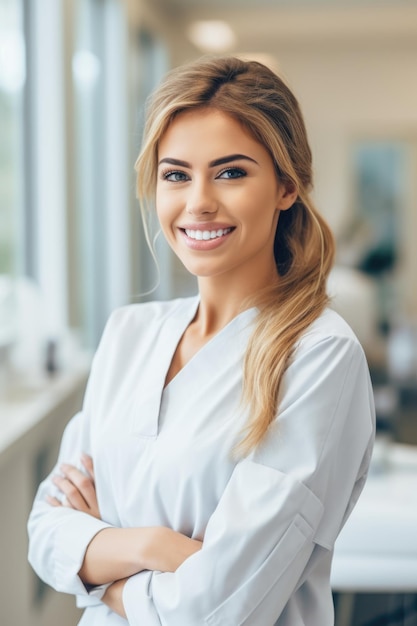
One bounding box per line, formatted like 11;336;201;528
135;56;335;455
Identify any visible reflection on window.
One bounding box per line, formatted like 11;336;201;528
0;0;25;275
73;0;104;348
72;0;135;348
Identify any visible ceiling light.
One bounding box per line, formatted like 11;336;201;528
187;20;236;52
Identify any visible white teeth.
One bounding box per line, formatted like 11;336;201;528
184;228;232;240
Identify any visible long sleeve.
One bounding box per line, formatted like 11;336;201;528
27;300;375;626
26;297;201;608
122;331;375;626
27;323;116;598
27;413;113;596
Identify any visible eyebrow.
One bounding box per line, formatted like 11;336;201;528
158;154;259;168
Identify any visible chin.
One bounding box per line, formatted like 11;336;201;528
181;261;224;279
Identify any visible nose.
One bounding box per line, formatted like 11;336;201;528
185;179;218;216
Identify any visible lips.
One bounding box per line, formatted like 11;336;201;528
178;224;235;250
184;227;233;241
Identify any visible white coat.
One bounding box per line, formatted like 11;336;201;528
28;296;375;625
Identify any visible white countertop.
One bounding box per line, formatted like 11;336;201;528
0;364;90;461
332;441;417;592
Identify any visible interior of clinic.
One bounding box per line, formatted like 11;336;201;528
1;0;417;624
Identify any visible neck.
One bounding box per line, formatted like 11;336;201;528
194;263;278;336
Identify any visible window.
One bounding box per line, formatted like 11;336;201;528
0;0;25;352
0;0;25;276
72;0;132;347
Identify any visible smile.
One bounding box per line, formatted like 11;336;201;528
184;228;233;240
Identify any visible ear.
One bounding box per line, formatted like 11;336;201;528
276;182;298;211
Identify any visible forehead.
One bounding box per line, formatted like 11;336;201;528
158;108;267;161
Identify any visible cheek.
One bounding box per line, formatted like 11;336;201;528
156;188;182;216
155;188;165;216
155;193;173;226
238;193;278;230
155;199;183;246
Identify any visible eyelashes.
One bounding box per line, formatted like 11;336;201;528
217;167;246;179
159;166;247;182
160;169;188;182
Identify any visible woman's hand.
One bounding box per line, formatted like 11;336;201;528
78;526;203;587
143;527;203;573
102;578;128;619
47;453;101;519
98;528;203;619
47;456;203;587
97;531;203;618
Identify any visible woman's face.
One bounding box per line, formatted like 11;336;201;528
156;108;295;284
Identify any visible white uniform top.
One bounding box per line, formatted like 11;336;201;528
28;296;375;626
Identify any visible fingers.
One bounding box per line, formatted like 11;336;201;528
52;468;92;512
46;495;63;507
48;456;101;519
81;453;95;481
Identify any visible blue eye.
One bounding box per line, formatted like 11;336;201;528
217;167;246;179
163;170;189;182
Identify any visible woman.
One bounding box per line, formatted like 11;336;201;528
28;56;375;625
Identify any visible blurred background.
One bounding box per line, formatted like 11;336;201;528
1;0;417;624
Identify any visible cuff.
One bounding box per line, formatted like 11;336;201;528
53;512;113;595
86;582;112;599
123;571;161;625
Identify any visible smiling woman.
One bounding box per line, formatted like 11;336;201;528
156;108;293;283
28;56;375;626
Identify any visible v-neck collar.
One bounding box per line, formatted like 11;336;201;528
163;303;258;393
131;296;258;439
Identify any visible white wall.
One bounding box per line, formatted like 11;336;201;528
273;43;417;224
273;41;417;317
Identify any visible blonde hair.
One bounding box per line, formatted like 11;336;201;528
135;56;335;455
